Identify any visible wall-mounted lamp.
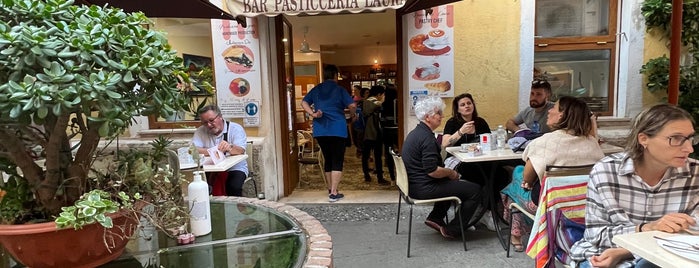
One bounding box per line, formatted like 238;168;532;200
373;41;380;65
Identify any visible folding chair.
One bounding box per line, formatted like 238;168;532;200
243;141;259;198
507;164;593;260
390;148;466;257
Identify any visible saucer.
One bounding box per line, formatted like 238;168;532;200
422;39;448;50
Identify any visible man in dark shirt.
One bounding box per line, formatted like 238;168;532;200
402;97;481;238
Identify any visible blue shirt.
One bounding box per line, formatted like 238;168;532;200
302;80;354;138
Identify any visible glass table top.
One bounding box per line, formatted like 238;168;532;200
2;199;307;268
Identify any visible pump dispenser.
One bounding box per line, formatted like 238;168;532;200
188;171;211;236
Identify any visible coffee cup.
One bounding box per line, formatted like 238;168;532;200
427;29;448;44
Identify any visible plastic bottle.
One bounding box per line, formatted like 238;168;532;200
188;171;211;236
496;125;507;150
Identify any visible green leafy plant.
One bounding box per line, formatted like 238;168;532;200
0;0;191;230
641;0;699;154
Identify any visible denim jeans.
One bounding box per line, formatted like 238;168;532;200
578;258;659;268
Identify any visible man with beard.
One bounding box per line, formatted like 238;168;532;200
505;79;555;134
192;105;249;196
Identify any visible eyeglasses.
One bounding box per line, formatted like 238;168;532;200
666;134;699;147
532;80;548;85
201;114;221;126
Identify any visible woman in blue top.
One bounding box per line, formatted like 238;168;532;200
302;64;356;202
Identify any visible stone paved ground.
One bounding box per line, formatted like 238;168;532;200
294;204;534;268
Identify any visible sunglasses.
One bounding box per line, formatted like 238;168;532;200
532;80;549;85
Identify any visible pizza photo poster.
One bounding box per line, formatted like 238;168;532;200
405;5;455;98
211;18;262;118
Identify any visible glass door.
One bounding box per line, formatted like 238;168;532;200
275;16;299;195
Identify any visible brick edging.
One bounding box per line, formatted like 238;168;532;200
212;196;333;268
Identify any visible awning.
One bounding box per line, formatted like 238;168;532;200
75;0;248;26
218;0;461;17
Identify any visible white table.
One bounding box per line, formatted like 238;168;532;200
444;142;624;250
612;231;699;268
180;154;248;172
202;154;248;172
445;146;523;250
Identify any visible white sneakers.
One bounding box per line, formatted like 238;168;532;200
478;211;497;231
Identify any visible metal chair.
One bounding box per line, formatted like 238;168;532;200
297;130;325;188
391;148;466;257
243;141;259;198
506;164;594;259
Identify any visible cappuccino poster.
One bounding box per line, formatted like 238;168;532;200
405;5;455;98
211;18;262;119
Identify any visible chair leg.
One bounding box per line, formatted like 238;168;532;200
395;193;402;235
457;206;467;251
407;204;414;258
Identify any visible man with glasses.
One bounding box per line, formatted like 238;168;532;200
191;105;248;196
505;79;555;134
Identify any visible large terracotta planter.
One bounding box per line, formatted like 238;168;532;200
0;211;138;267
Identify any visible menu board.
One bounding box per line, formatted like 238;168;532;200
405;5;455;98
210;18;262;119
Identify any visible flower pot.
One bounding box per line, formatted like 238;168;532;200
0;211;138;268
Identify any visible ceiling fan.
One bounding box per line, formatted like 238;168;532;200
297;26;335;54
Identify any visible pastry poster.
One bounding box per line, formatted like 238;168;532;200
211;18;262;118
405;5;454;98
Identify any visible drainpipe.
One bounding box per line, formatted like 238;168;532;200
668;0;683;105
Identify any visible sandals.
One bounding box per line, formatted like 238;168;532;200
510;240;524;252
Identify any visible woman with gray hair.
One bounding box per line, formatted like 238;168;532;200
570;103;699;268
401;97;481;238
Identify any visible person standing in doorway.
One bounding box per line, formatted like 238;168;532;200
381;84;398;181
362;85;389;185
302;64;356;202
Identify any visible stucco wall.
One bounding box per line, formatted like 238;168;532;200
404;1;522;132
642;29;673;106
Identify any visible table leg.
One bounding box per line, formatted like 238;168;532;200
486;161;509;250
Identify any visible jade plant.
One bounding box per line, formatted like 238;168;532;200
0;0;191;230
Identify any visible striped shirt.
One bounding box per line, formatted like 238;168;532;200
570;152;699;267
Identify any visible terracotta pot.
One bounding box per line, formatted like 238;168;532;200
0;211;138;268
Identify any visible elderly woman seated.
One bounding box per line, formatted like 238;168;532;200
402;97;482;238
501;96;604;252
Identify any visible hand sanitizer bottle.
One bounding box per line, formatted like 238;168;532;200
189;171;211;236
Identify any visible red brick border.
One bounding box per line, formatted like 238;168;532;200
212;196;333;268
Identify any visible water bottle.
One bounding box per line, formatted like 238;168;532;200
496;125;507;150
532;120;540;133
188;171;211;236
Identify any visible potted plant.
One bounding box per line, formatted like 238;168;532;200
0;0;192;266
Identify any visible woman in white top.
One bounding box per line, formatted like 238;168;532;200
501;96;604;252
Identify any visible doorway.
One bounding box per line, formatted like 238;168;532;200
285;12;400;194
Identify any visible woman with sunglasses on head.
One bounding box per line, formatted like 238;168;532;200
570;104;699;268
501;96;604;252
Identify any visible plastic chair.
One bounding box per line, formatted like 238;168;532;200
243;141;259;198
506;164;593;260
391;148;466;257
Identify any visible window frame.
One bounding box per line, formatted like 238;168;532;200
534;0;618;116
